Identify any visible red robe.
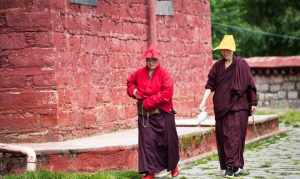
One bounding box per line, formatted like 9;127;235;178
127;65;173;112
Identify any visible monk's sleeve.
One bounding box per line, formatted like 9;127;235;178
143;72;173;110
127;71;138;98
245;62;258;106
247;76;258;106
205;64;217;91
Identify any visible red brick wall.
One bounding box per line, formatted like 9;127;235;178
0;0;212;143
0;0;57;142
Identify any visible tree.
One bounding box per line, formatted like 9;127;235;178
211;0;300;58
242;0;300;56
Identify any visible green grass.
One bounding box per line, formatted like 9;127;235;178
278;110;300;127
246;132;288;151
3;170;141;179
178;177;188;179
255;111;275;115
193;153;219;165
256;109;300;127
293;160;300;166
260;161;272;168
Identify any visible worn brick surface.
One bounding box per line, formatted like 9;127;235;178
0;0;213;142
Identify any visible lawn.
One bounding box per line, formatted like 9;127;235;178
256;108;300;127
3;170;141;179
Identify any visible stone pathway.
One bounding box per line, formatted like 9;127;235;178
159;128;300;179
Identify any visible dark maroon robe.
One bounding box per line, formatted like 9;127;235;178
205;56;257;170
138;111;179;174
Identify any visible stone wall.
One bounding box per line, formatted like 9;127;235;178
254;71;300;108
0;0;212;142
248;57;300;109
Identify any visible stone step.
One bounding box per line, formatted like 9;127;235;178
1;115;280;174
176;114;278;127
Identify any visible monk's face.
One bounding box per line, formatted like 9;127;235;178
220;49;234;61
146;58;159;70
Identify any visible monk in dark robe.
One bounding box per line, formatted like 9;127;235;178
127;46;180;179
199;35;257;177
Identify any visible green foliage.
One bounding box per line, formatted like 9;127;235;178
246;132;288;151
3;170;141;179
260;161;272;168
256;109;300;127
193;153;218;165
279;110;300;127
254;111;275;115
211;0;300;58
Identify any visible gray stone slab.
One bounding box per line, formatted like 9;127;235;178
199;114;278;127
288;91;298;99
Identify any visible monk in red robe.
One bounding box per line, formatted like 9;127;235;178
127;47;179;179
199;35;257;177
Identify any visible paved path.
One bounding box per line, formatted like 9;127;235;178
160;128;300;179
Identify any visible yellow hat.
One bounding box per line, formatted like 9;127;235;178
213;35;236;52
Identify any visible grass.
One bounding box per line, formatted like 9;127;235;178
256;108;300;127
3;170;141;179
293;160;300;165
278;110;300;127
193;153;219;165
260;161;272;168
255;111;275;115
246;132;288;151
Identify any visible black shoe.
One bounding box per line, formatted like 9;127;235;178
225;166;240;177
234;168;242;176
224;168;234;178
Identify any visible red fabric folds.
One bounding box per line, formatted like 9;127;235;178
127;65;173;112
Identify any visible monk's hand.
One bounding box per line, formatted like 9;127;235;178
251;106;256;114
133;89;142;99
